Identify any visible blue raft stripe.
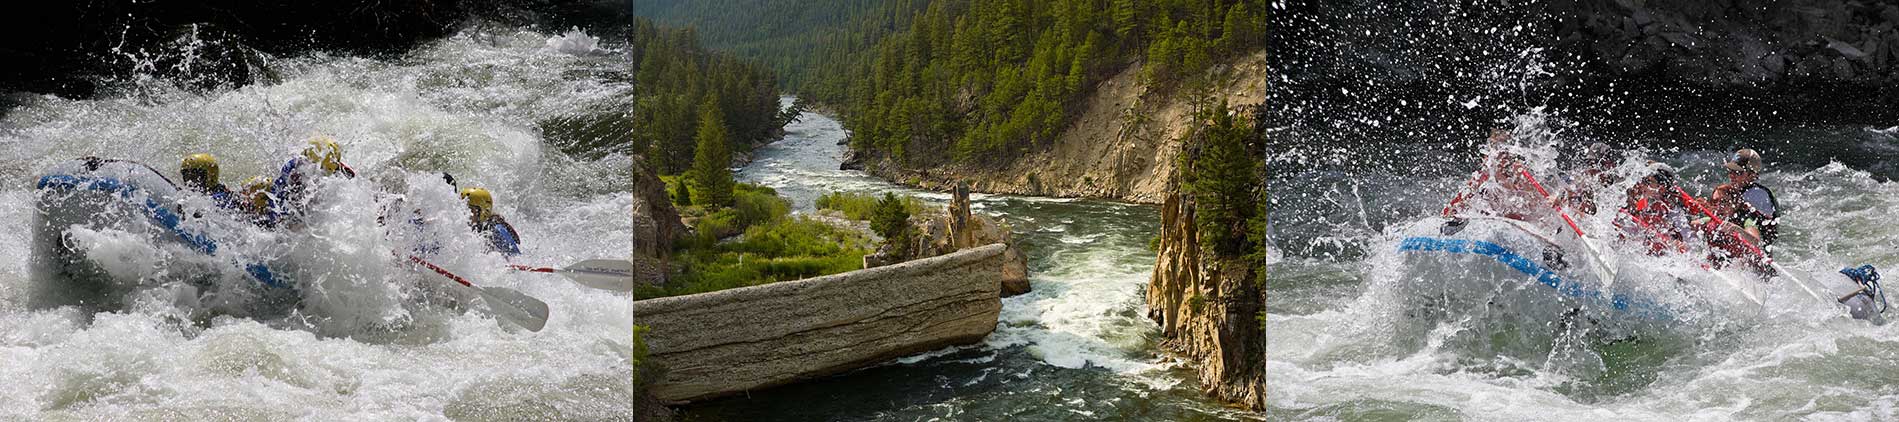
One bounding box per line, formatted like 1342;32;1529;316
1399;236;1671;320
38;174;287;289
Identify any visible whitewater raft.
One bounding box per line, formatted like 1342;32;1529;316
29;157;284;310
1390;215;1771;324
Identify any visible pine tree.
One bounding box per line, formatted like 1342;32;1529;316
672;177;693;206
1186;100;1263;257
691;97;736;208
871;192;913;255
1112;0;1140;40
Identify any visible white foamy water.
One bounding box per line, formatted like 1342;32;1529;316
0;27;632;419
1268;118;1899;421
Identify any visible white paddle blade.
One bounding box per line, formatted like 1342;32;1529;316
563;259;639;292
480;286;550;332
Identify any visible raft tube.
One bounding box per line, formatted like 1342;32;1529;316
33;157;284;288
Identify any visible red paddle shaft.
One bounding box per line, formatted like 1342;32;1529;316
408;255;474;288
1443;171;1492;217
1514;167;1587;238
1672;187;1772;262
507;264;556;273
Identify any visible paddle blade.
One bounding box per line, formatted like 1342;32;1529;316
562;259;639;292
480;286;550;332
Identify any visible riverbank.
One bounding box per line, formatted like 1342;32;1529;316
680;107;1261;421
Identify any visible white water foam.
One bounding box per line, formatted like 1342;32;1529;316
0;27;632;419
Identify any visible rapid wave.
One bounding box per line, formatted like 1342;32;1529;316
1269;111;1899;420
0;27;633;419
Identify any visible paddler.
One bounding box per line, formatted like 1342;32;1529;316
238;176;274;226
268;135;357;227
460;187;522;256
179;153;240;211
1617;165;1693;255
1446;128;1547;222
1552;142;1621;216
1689;148;1779;271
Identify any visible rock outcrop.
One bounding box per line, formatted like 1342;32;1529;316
629;156;684;287
1146;187;1266;411
861;50;1267;205
634;244;1007;403
865;184;1032;297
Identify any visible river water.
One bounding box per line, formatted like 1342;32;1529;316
0;27;635;419
678;104;1262;421
1267;115;1899;421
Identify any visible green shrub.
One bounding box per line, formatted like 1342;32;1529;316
817;191;927;221
870;192;912;244
641;215;872;299
733;186;789;229
633;325;653;387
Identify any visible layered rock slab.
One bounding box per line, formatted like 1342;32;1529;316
635;244;1006;403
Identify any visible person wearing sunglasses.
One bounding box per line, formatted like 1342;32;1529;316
1713;149;1779;248
1693;149;1781;271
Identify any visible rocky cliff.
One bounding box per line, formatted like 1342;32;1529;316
634;244;1006;403
629;157;684;287
860;50;1266;205
1147;186;1265;411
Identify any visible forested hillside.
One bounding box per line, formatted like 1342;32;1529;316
632;0;930;92
811;0;1266;166
638;0;1266;170
631;17;792;175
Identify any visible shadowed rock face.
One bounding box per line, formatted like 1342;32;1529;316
0;0;630;98
1552;0;1899;88
634;244;1007;403
1147;190;1265;411
630;156;684;287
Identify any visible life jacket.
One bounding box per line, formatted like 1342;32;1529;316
473;215;522;256
1729;182;1779;247
1621;197;1688;255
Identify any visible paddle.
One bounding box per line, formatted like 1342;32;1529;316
507;258;637;292
1434;156;1615;288
405;254;550;331
1511;166;1619;289
1615;208;1766;305
1671;188;1832;304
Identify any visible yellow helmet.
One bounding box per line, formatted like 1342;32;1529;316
460;187;494;221
301;136;343;173
241;176;272;211
181;153;219;188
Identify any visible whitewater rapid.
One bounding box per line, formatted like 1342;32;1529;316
678;104;1257;420
0;27;633;419
1267;116;1899;421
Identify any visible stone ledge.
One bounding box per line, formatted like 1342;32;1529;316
635;243;1006;403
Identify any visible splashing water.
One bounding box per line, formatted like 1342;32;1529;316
0;27;633;419
1268;111;1899;420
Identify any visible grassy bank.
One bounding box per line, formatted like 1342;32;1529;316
635;182;873;299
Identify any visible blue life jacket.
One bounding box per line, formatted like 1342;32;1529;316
477;216;522;256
